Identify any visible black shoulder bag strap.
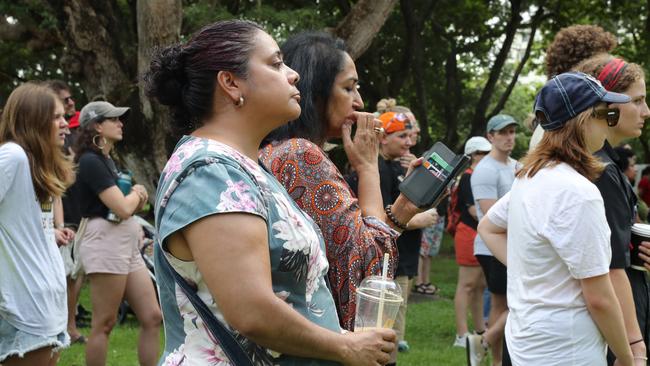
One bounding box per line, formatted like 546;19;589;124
156;158;255;366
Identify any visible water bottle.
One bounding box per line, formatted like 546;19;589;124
116;171;133;195
106;171;133;223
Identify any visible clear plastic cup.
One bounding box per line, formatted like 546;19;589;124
354;275;403;331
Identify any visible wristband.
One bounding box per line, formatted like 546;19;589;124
385;205;408;230
630;338;644;346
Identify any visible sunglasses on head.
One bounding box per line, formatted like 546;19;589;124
592;106;620;127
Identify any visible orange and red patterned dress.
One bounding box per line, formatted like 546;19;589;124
260;138;399;330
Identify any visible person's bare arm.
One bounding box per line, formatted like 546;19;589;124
407;209;438;230
171;213;396;365
581;274;634;366
53;196;74;246
468;205;478;220
477;199;497;219
477;216;507;265
97;184;146;220
609;269;647;359
53;196;64;228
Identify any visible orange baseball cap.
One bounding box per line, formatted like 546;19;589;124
378;112;412;134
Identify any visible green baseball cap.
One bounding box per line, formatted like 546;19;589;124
486;114;517;132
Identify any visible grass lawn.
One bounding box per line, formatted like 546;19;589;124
58;234;474;365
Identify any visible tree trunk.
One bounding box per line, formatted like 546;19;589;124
134;0;182;193
400;0;431;152
335;0;398;60
60;0;134;102
468;0;522;137
55;0;183;197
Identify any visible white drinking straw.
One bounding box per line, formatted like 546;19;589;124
376;253;390;328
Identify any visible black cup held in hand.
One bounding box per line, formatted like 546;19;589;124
630;223;650;271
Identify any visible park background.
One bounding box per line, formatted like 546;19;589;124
0;0;648;364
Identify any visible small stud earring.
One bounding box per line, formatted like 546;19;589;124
235;96;244;107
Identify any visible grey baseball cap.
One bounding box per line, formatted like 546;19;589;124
486;114;517;132
78;101;130;128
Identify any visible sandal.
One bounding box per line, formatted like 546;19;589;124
414;283;438;295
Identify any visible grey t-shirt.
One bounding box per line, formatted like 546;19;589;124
471;154;519;256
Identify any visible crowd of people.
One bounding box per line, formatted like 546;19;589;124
0;19;648;366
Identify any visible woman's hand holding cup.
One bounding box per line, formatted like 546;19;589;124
339;328;396;366
637;241;650;271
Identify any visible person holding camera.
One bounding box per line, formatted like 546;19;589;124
72;101;161;366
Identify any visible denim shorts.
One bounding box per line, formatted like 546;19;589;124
0;317;69;362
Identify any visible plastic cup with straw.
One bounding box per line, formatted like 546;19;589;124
376;253;390;328
354;253;403;331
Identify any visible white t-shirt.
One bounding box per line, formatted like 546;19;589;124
487;163;611;366
471;154;519;256
0;142;67;336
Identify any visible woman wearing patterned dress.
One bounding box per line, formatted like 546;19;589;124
146;20;396;365
260;32;422;331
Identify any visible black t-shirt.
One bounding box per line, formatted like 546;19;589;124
379;157;422;278
345;156;423;278
62;183;82;227
75;151;118;219
594;141;637;269
458;172;478;230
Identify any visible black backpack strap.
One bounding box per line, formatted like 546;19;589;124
156;157;255;366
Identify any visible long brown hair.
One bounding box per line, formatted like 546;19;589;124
0;83;74;203
517;108;605;182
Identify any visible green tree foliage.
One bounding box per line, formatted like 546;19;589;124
0;0;647;162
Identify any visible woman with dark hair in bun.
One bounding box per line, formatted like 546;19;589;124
147;20;395;365
260;32;423;332
545;25;650;364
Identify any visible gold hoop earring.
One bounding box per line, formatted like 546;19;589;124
92;135;107;149
235;96;244;107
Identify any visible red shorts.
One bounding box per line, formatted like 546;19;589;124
454;221;480;266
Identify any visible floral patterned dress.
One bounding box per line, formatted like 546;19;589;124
155;136;341;365
259;138;399;330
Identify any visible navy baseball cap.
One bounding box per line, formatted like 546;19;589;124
534;72;630;131
487;114;517;132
